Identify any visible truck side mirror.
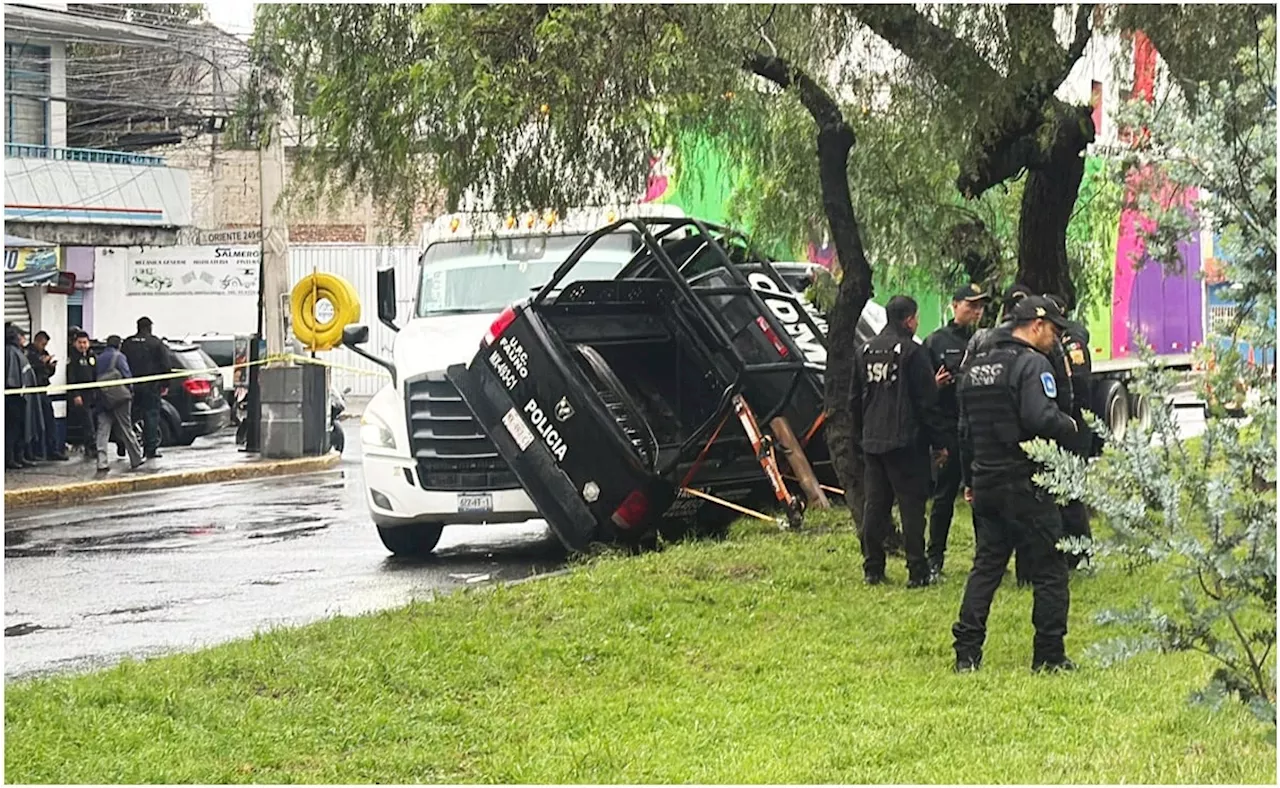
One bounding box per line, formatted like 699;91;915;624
342;323;396;386
377;268;398;333
342;324;370;346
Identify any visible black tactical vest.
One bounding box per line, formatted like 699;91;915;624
859;329;922;454
959;345;1027;486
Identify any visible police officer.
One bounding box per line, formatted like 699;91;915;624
852;295;950;587
961;283;1031;371
923;283;990;578
122;316;172;459
952;296;1090;673
67;330;98;459
964;283;1074;586
1046;294;1095;569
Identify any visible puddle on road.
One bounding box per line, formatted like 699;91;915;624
5;622;69;637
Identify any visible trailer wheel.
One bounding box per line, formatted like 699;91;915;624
1096;379;1129;441
1130;392;1153;431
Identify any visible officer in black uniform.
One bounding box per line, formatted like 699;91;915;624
852;295;950;587
67;330;98;459
1046;294;1095;569
961;283;1031;371
952;296;1090;673
923;283;990;578
122;316;171;459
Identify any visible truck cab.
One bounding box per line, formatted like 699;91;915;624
346;205;686;556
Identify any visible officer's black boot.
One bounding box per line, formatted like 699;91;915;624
1032;656;1077;673
864;570;886;586
954;653;982;673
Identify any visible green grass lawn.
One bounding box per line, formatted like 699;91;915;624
4;507;1275;784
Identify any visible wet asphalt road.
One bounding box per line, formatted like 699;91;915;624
3;425;566;681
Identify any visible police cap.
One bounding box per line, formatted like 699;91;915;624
1011;295;1070;330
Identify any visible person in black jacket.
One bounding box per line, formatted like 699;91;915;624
5;323;33;469
852;295;951;587
66;330;98;459
952;296;1090;673
923;283;990;578
26;331;68;461
122;316;172;459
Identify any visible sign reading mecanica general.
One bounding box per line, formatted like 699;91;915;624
126;245;260;296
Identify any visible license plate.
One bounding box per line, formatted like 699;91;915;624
502;407;535;451
458;493;493;513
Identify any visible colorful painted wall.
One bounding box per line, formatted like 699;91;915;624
644;137;1208;355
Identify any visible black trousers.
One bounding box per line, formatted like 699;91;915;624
5;395;26;465
927;435;962;567
134;387;161;455
862;445;930;579
68;398;94;450
1060;499;1092;569
953;477;1070;664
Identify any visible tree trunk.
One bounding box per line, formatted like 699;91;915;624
742;53;874;531
815;123;874;532
1016;106;1094;308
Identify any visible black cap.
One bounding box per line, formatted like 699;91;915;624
137;316;153;329
952;283;991;302
1011;295;1070;329
1004;283;1033;302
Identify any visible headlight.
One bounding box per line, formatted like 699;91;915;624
359;412;395;449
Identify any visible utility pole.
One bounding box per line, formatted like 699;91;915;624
258;102;289;358
246;61;290;454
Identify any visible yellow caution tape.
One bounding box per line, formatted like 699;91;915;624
291;272;361;352
4;352;389;397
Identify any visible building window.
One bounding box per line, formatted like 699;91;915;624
5;42;50;146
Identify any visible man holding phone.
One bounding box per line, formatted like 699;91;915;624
923;283;990;579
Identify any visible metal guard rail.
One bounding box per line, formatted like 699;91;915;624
4;143;166;167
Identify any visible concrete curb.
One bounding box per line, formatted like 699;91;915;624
4;452;343;511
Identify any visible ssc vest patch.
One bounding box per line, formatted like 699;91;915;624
1040;371;1058;399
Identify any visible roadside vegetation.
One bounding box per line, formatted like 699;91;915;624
5;508;1273;784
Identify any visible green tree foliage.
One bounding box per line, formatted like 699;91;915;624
1026;13;1276;726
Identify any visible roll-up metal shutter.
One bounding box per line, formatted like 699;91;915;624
4;284;30;328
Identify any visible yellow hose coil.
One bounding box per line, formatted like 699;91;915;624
290;272;361;351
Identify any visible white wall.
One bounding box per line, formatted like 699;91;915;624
92;247;258;339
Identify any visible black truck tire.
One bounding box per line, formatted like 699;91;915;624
1094;379;1129;441
377;523;444;557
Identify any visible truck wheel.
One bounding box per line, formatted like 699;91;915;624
1130;392;1153;431
377;523;443;557
1096;379;1129;441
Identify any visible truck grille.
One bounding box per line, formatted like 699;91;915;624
405;371;518;491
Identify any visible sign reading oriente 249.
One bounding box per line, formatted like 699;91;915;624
126;245;260;296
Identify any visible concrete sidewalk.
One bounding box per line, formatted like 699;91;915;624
4;428;341;510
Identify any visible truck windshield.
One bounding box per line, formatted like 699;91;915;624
416;232;640;317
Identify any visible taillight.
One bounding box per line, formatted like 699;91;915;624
183;378;212;397
756;315;790;357
483;305;518;346
610;489;650;530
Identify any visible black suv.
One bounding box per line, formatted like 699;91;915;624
161;342;231;445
